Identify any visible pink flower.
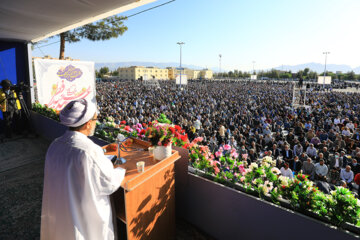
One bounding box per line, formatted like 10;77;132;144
158;141;162;146
215;151;222;157
223;144;231;151
231;152;239;159
239;165;246;175
210;154;215;159
240;176;245;182
136;128;141;133
214;166;220;174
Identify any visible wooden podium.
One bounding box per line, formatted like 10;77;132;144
104;139;180;240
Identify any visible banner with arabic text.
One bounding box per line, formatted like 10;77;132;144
34;59;96;110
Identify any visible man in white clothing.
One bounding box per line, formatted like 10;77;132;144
41;99;126;240
280;162;294;179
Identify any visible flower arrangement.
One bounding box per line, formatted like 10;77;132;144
144;115;188;147
144;121;176;146
32;103;59;121
279;173;318;211
327;187;360;226
188;137;214;173
189;147;360;227
189;139;246;184
172;125;189;147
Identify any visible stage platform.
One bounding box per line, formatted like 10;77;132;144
0;135;214;240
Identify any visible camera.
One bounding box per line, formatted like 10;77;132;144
10;82;31;93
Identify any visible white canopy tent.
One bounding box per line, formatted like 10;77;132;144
0;0;157;42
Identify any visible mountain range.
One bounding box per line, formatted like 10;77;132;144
95;61;360;74
272;62;360;74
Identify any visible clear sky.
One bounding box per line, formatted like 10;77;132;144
32;0;360;71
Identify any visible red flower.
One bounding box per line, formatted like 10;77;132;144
175;125;181;131
281;185;286;190
124;126;131;132
180;134;188;141
142;123;147;127
120;120;126;124
169;127;175;134
140;129;146;135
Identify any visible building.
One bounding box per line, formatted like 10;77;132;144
117;66;169;81
167;67;213;80
200;69;213;79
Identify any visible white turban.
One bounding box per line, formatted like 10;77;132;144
60;99;97;127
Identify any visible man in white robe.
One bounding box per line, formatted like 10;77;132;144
41;99;126;240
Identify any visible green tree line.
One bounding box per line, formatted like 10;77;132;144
215;68;360;81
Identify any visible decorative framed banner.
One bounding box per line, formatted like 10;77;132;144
34;59;96;110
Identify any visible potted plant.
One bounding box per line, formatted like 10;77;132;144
145;121;186;161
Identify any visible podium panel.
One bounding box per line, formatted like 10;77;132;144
105;138;180;240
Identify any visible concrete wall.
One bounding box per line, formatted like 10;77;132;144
181;172;359;240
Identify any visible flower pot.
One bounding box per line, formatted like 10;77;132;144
154;144;172;161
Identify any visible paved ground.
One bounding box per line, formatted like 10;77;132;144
0;135;213;240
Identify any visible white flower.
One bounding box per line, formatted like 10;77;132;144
249;162;258;170
279;176;289;187
263;162;270;168
264;180;273;189
259;184;269;195
262;156;276;166
271;167;281;175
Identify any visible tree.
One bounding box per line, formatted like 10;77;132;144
296;70;303;79
347;71;356;80
233;70;239;78
99;67;110;77
269;69;280;79
58;16;128;59
303;68;310;77
308;71;318;80
112;70;120;76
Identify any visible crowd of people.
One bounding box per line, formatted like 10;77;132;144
96;79;360;195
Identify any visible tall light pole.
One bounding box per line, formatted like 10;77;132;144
323;51;330;88
177;42;185;88
252;61;256;74
219;54;222;79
